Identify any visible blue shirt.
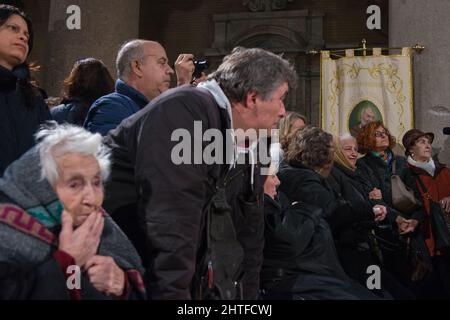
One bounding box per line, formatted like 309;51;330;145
84;79;148;136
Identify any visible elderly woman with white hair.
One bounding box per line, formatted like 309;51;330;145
0;124;146;300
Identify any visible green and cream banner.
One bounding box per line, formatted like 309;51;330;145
321;48;413;141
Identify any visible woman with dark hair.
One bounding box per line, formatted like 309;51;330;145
279;126;372;234
51;58;115;126
356;121;430;292
0;4;51;175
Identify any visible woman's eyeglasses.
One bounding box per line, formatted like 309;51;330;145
374;130;389;138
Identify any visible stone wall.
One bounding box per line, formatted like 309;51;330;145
390;0;450;164
27;0;140;97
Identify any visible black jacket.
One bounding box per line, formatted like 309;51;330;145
278;161;373;237
103;85;264;299
51;98;88;126
327;163;376;245
262;194;348;282
261;193;378;300
0;65;51;175
356;152;424;224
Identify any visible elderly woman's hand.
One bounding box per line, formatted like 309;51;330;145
441;197;450;213
373;205;387;222
369;188;383;200
85;256;126;297
58;210;104;266
397;217;419;235
395;215;409;233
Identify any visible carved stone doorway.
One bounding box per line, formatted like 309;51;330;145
204;9;324;125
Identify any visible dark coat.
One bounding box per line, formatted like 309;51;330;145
261;193;378;300
0;202;146;300
0;259;74;300
222;161;265;300
327;163;375;245
0;258;143;300
278;161;374;238
262;193;348;281
84;80;148;136
356;152;424;224
356;152;430;289
0;65;51;175
103;85;264;299
327;163;404;297
51;98;88;126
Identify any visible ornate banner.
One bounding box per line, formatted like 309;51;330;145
321;48;413;142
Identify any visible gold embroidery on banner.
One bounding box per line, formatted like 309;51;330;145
333;60;407;140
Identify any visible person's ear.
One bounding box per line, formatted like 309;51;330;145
131;60;143;78
245;91;258;110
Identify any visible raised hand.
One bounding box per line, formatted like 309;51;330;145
174;53;195;86
58;210;104;266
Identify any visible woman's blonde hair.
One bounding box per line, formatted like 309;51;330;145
279;111;307;151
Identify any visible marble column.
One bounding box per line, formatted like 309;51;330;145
390;0;450;165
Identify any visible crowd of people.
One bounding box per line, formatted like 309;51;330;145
1;4;449;300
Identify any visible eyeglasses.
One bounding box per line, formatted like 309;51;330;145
374;130;389;138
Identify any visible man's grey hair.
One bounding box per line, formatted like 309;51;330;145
116;39;153;80
35;123;111;186
211;47;297;102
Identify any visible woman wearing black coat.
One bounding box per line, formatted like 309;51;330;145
356;122;429;292
0;5;51;175
262;163;378;300
278;127;376;244
327;134;414;299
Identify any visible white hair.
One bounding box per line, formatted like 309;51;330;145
339;133;356;144
35;123;111;186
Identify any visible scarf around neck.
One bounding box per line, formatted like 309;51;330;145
371;148;393;165
407;156;436;176
0;147;63;228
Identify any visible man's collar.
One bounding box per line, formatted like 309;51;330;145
116;79;149;108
